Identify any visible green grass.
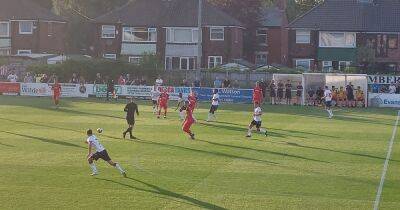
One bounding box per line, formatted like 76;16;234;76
0;95;399;210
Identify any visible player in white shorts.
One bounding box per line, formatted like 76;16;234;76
246;102;268;137
175;92;185;120
323;86;334;119
151;87;160;114
85;129;126;177
207;89;220;122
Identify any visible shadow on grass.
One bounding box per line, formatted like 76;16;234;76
136;139;279;165
0;131;85;149
0;117;121;140
196;139;330;164
0;141;14;147
95;177;227;210
57;107;124;120
285;142;399;163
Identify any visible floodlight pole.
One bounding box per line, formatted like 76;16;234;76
197;0;203;70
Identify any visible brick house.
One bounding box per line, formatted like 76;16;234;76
0;0;67;56
252;0;288;67
288;0;400;72
90;0;244;70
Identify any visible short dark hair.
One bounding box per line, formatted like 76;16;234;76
87;129;93;136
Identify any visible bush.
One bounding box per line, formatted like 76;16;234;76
27;56;163;83
255;67;305;74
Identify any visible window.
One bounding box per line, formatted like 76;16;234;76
129;56;142;65
166;28;199;43
339;61;351;71
322;61;333;72
103;54;117;60
210;27;224;41
256;29;268;45
19;21;33;34
17;50;32;55
255;52;268;66
165;57;196;70
296;30;311;44
319;32;356;48
295;59;312;70
0;22;10;37
208;56;223;69
0;49;10;55
123;27;157;42
101;25;116;38
388;35;398;49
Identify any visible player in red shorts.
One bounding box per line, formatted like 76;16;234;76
158;90;169;119
182;101;195;140
51;78;62;108
253;82;263;107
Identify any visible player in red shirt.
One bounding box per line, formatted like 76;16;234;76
253;82;263;107
158;90;169;119
51;78;62;108
188;91;198;122
182;101;195;140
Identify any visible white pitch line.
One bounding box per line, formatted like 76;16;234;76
373;110;400;210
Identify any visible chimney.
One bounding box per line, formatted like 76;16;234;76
276;0;287;11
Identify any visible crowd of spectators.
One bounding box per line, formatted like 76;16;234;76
370;81;400;94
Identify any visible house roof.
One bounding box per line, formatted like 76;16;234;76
288;0;400;32
258;6;286;27
94;0;243;27
0;0;66;22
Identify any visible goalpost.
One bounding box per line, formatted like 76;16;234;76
302;73;368;107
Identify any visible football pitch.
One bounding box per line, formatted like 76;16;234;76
0;96;399;210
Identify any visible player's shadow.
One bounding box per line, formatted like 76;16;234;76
0;117;121;140
95;177;227;210
198;122;303;139
196;139;330;164
56;108;124;120
0;131;85;149
284;142;400;163
136;140;279;165
214;121;339;139
0;141;14;147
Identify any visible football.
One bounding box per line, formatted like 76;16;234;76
96;128;103;133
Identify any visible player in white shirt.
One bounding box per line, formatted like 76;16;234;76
246;102;268;137
155;76;163;86
207;89;220;122
7;72;18;82
175;92;185;120
151;86;160;114
323;86;334;119
85;129;126;177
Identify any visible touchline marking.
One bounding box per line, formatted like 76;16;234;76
373;110;400;210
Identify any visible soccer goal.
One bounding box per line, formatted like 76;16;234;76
302;73;368;107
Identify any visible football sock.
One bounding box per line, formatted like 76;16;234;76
115;163;125;173
128;127;133;137
207;113;211;121
89;163;98;174
247;129;252;136
179;111;185;120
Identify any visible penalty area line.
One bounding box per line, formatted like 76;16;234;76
373;110;400;210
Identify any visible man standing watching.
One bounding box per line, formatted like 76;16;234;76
123;97;139;139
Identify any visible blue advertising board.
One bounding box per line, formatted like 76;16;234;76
192;88;253;103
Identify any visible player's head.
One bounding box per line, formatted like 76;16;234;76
213;89;218;94
254;102;260;108
185;100;190;106
128;97;133;102
86;129;93;136
325;86;329;90
179;92;183;97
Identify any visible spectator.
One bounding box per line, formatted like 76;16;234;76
232;80;240;89
222;78;231;88
70;73;79;84
23;72;34;83
307;88;315;106
346;83;355;107
214;77;222;88
79;75;86;84
40;74;48;83
259;78;267;99
371;80;380;93
118;75;126;85
155;75;163;86
47;73;57;83
126;74;133;85
133;77;140;85
389;82;396;94
7;71;18;82
181;79;189;87
193;78;201;87
94;73;104;85
316;87;324;105
140;76;147;86
106;76;115;101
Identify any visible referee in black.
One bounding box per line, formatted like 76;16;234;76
123;97;139;139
